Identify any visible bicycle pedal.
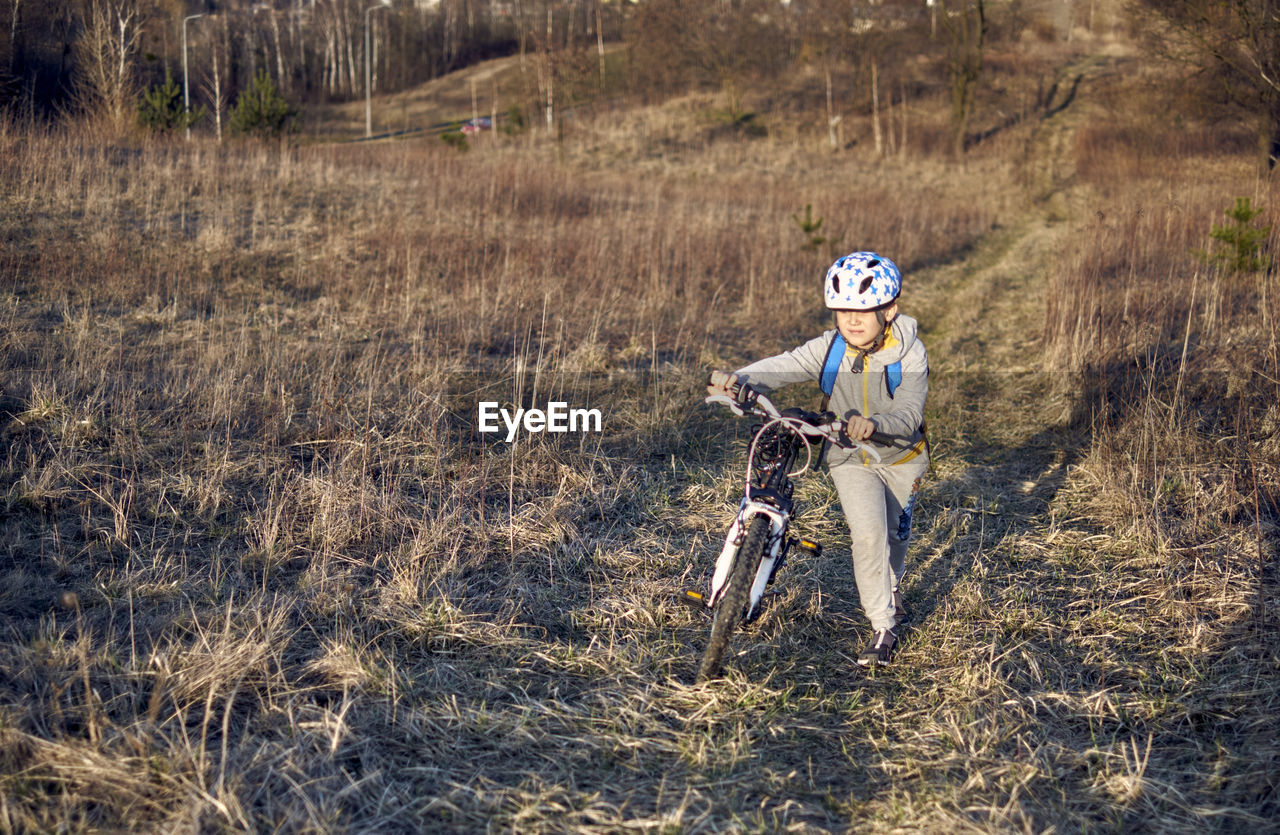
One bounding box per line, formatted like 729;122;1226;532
681;590;711;616
795;537;823;558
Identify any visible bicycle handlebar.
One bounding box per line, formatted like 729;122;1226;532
705;386;887;464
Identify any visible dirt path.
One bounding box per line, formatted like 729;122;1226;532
895;50;1128;622
920;52;1121;367
914;51;1126;429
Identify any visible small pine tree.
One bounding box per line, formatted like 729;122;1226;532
791;204;827;252
228;69;296;138
138;71;204;133
1213;197;1271;272
1195;197;1272;273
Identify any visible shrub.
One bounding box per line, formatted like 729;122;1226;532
708;108;766;138
791;204;827;253
228;69;296;138
440;128;469;152
138;71;204;133
500;105;526;136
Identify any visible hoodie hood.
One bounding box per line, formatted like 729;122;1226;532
867;314;919;369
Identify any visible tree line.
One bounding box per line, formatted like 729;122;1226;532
2;0;1276;165
1;0;610;124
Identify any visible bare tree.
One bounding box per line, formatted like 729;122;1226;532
940;0;985;157
201;39;226;141
628;0;783;122
1141;0;1280;167
7;0;21;78
9;0;517;115
534;2;553;131
872;58;882;155
269;8;286;93
74;0;142;130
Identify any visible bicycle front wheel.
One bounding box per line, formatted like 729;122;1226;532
697;513;770;682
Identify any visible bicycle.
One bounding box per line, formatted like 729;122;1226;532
685;380;897;682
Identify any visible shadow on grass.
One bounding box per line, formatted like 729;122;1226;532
3;346;1274;831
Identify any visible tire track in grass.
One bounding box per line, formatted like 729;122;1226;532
899;53;1121;640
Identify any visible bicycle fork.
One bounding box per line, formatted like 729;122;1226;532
683;499;825;620
684;498;785;616
707;498;789;620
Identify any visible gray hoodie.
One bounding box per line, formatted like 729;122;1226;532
734;314;929;467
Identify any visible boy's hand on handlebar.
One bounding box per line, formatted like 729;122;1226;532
706;371;760;409
844;415;877;441
707;370;739;398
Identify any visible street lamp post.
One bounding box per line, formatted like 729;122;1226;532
364;0;391;139
182;13;205;140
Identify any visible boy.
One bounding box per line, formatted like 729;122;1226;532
708;251;929;666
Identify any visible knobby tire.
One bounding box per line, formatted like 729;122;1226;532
697;514;770;682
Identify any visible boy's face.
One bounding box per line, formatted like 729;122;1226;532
834;303;898;350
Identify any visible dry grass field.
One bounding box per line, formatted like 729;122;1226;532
1;23;1278;834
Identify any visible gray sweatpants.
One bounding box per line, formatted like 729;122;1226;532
828;451;928;631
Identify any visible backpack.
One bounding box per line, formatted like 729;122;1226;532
818;332;902;411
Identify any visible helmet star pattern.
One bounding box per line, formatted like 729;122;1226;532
824;251;902;310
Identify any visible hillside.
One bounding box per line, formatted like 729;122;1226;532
304;51;541;138
1;9;1277;832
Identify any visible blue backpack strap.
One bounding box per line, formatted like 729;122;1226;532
819;332;846;410
885;360;902;398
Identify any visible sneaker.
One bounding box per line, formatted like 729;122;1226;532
858;628;897;667
893;588;910;624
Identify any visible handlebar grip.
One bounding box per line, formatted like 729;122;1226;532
837;427;899;448
706;372;759;407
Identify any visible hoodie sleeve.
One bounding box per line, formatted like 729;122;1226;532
870;340;928;438
732;333;831;393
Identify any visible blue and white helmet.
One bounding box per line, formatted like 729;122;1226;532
823;251;902;310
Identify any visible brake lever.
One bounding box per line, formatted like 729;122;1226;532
732;382;759;408
704;394;747;416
